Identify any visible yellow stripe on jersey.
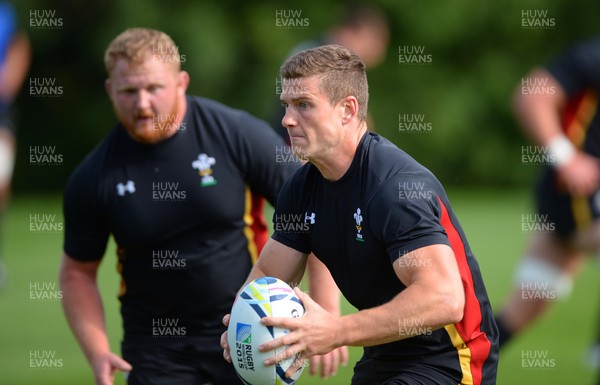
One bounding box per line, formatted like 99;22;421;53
566;90;598;231
444;324;474;385
242;187;259;265
572;196;593;231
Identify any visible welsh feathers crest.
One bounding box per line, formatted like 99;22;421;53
192;153;217;187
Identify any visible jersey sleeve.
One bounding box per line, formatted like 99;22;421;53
270;173;311;254
368;177;450;263
232;111;298;206
63;158;110;261
546;39;600;98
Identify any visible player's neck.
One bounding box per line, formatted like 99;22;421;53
313;122;367;181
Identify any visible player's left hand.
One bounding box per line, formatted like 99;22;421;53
259;287;342;378
220;314;232;363
309;345;349;379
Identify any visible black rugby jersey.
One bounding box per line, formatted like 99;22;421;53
546;37;600;158
63;95;297;345
273;132;498;384
534;38;600;231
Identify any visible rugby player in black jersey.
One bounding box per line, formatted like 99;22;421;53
223;44;498;385
495;38;600;383
60;28;345;385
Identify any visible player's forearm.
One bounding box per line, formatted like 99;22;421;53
337;281;464;347
242;263;270;290
59;265;110;366
0;33;31;101
512;68;567;146
307;254;340;315
250;239;307;288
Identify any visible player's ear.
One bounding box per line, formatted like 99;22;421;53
340;95;359;124
178;71;190;96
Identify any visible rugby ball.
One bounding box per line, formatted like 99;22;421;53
228;277;305;385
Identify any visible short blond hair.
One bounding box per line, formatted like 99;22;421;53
104;28;181;75
280;44;368;121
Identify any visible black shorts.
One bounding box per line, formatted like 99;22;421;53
122;339;244;385
350;351;461;385
535;167;600;238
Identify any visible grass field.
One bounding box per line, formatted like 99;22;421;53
0;190;598;384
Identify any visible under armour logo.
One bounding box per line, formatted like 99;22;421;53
116;180;136;196
305;212;315;224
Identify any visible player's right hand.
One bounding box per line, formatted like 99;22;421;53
557;152;600;197
92;352;132;385
221;313;232;363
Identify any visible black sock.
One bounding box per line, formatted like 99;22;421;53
494;314;513;348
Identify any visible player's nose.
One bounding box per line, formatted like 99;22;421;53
281;108;298;129
135;89;152;110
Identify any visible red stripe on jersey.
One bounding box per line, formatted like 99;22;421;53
438;197;491;385
561;89;598;229
561;90;587;136
561;89;597;147
250;194;268;255
553;89;597;194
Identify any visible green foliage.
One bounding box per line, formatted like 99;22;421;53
10;0;600;192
